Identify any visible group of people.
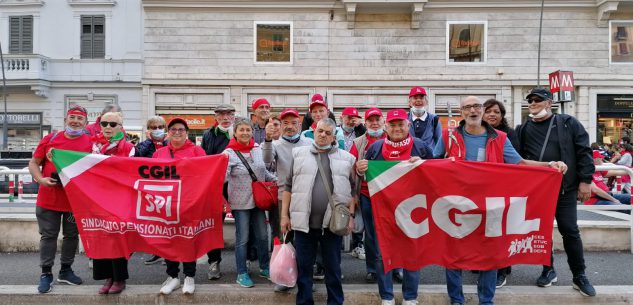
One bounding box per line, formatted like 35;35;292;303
29;86;601;305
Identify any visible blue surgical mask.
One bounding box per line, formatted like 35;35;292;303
367;128;384;138
282;133;300;142
150;129;166;140
411;106;426;116
64;126;84;137
313;143;332;151
342;125;354;133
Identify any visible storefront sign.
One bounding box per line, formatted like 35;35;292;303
161;114;216;130
549;70;574;102
597;94;633;112
0;113;42;125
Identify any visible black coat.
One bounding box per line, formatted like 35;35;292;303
201;127;230;155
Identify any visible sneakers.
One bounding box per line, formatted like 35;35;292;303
381;300;395;305
38;273;53;294
144;255;164;265
160;277;181;295
57;269;83;285
536;269;558;287
573;274;597;297
403;300;419;305
259;268;270;279
236;273;254;288
496;274;507;288
350;246;366;260
274;284;292;293
313;266;325;280
182;276;195;294
207;261;222;280
108;281;126;294
365;272;377;284
98;278;113;294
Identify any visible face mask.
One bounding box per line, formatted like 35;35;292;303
411;106;425;116
529;108;549;119
367;128;384;138
313;142;332;151
150;129;165;140
342;125;354;133
282;133;300;142
65;126;84;137
218;124;234;138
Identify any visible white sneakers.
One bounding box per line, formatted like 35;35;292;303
381;300;395;305
350;246;366;260
381;299;418;305
182;276;195;294
159;277;181;295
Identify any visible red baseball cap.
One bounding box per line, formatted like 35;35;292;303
409;86;427;97
342;107;361;118
364;108;383;120
168;117;189;130
252;98;270;110
386;109;408;122
279;108;300;120
592;150;604;159
309;93;327;111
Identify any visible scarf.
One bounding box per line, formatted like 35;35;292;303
382;135;414;161
91;131;124;155
226;138;255;153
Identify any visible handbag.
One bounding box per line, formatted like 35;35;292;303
235;151;278;211
316;153;351;236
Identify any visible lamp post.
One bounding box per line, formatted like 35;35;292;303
536;0;545;87
0;41;8;150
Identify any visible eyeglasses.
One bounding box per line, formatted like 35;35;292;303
460;104;483;111
527;98;544;104
169;127;187;134
216;112;235;118
100;121;120;128
148;125;165;130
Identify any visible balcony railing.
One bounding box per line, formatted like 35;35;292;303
2;54;49;80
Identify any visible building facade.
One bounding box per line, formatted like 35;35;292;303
0;0;143;151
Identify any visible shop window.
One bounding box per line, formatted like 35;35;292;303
81;15;105;59
255;22;292;63
9;15;33;54
597;94;633;144
610;21;633;63
447;22;486;63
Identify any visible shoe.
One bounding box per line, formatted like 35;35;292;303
313;267;325;280
38;273;53;294
108;280;126;294
274;284;292;293
451;303;463;305
572;274;596;297
402;300;419;305
350;246;362;258
393;271;403;284
259;268;270;279
536;269;558;287
144;255;164;265
207;261;222;280
160;277;181;295
98;278;113;294
57;269;83;285
357;246;366;260
236;273;254;288
365;272;377;284
182;276;195;294
496;274;507;288
381;300;395;305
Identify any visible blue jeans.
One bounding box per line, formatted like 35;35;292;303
233;208;269;275
359;195;376;274
363;195;420;301
295;229;343;305
446;269;496;305
594;193;631;214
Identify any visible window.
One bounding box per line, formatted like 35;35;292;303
255;22;292;63
610;21;633;63
81;15;105;59
9;16;33;54
447;22;487;63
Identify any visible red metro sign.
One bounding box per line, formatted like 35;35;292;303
549;70;574;102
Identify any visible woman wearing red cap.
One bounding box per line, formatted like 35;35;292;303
153;117;206;295
90;111;135;295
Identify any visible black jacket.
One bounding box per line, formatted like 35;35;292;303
300;111;337;132
201;126;230;155
135;139;167;158
516;114;594;192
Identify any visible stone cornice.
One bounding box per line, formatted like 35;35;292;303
142;0;340;9
0;0;44;8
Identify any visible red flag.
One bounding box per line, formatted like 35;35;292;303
52;149;227;262
366;159;562;271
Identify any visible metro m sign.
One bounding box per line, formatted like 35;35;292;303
548;70;574;102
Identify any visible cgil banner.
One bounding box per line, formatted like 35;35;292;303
366;159;562;272
51;149;228;262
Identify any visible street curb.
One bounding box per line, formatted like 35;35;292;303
1;284;632;305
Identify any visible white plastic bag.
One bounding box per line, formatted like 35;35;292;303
270;234;297;287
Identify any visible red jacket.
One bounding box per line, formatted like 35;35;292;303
85;116;101;136
153;140;205;160
103;139;135;157
442;121;506;163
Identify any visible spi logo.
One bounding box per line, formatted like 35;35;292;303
134;180;182;224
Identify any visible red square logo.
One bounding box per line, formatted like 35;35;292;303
134;180;181;224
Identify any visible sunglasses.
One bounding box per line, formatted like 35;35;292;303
100;121;120;128
527;98;544;104
148;125;165;130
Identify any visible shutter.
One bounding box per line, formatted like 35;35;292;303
80;16;93;58
21;16;33;54
9;17;21;53
92;16;105;58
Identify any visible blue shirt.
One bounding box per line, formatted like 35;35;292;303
433;130;523;164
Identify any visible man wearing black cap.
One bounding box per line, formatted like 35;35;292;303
515;87;596;297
